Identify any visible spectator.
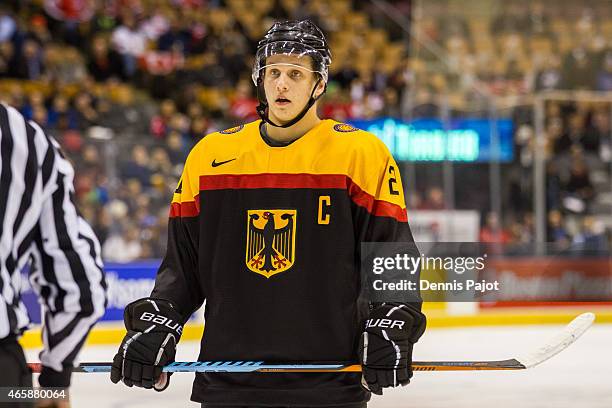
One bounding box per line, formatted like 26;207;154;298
0;40;15;77
88;4;118;35
0;6;16;43
371;60;391;94
522;213;535;238
47;94;77;130
45;46;88;84
229;78;258;122
150;146;173;178
31;105;49;127
102;223;143;262
563;158;594;211
186;101;203;121
525;1;551;36
74;91;100;128
480;212;511;243
586;110;611;160
596;49;612;91
167;111;190;137
73;166;96;201
278;0;304;20
330;57;359;89
547;210;570;245
13;39;45;80
490;3;527;35
1;83;25;110
140;8;171;42
381;88;401;117
188;116;209;141
411;86;439;117
437;2;470;42
94;207;111;248
121;145;153;187
419;187;446;210
45;0;96;47
111;13;147;78
509;213;534;244
27;14;52;46
561;45;597;90
509;220;526;244
81;143;104;175
573;216;607;251
150;98;176;138
166;130;188;166
321;83;353;121
133;195;153;228
555;113;598;154
218;29;249;84
43;0;95;23
22;90;46;121
121;179;145;213
533;55;562;91
88;34;124;81
186;10;208;54
156;13;190;53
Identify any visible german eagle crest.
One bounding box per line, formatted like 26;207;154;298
246;209;296;278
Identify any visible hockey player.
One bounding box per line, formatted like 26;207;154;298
110;20;426;407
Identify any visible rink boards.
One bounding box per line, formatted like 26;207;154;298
18;260;612;349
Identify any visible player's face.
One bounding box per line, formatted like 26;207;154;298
263;54;323;123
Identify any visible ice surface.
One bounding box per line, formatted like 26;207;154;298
25;324;612;408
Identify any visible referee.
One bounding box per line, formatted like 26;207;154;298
0;103;107;408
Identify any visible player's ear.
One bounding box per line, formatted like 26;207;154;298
314;77;325;99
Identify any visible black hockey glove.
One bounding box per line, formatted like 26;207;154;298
359;303;426;395
110;298;184;391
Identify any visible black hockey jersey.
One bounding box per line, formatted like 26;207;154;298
151;119;420;405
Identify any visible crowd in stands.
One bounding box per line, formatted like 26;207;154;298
0;0;610;259
410;0;612;249
0;0;414;260
413;0;611;101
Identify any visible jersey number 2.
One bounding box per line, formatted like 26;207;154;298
388;166;399;196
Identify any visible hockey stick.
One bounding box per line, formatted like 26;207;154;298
27;312;594;373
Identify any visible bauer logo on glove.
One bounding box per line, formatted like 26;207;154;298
359;303;426;395
110;298;185;391
139;311;184;335
365;318;406;330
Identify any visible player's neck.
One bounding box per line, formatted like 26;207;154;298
265;108;322;143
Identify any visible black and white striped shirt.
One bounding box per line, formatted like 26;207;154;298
0;103;106;376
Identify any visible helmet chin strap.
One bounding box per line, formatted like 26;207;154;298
256;78;325;128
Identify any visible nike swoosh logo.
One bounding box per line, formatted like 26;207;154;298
211;158;237;167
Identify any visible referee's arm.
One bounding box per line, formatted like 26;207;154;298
28;124;107;387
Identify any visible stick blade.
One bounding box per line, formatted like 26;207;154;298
516;312;595;369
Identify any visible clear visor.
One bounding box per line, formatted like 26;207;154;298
252;41;328;85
